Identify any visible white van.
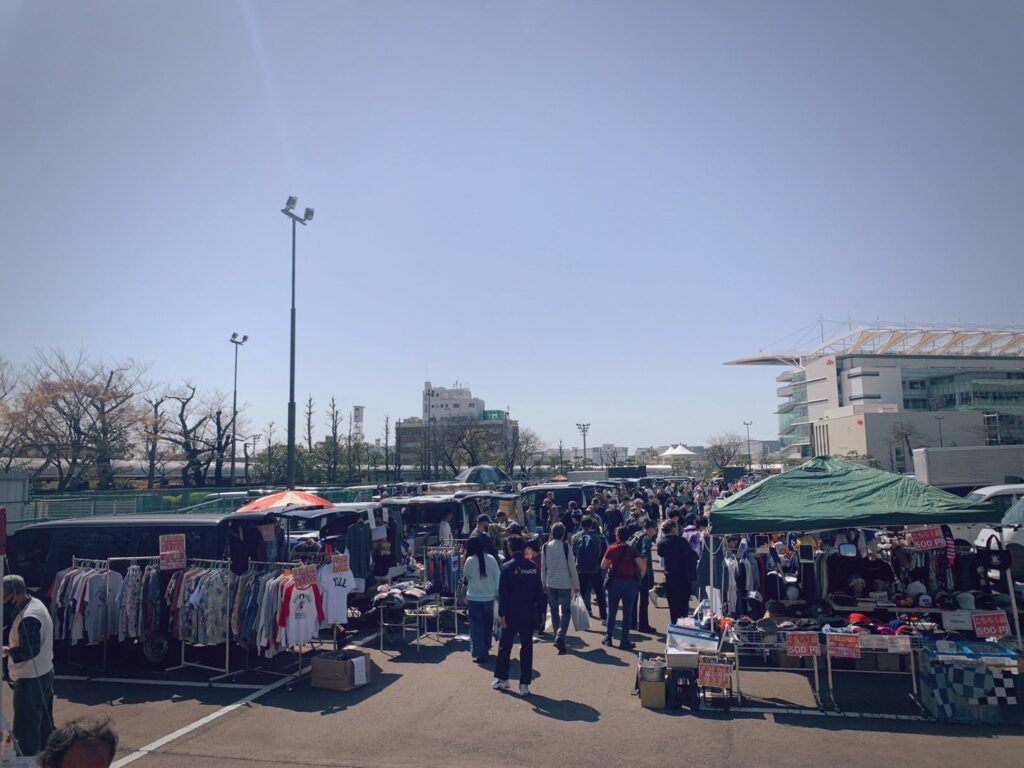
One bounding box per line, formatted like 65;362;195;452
970;495;1024;581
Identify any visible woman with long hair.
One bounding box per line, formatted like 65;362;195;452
463;535;501;664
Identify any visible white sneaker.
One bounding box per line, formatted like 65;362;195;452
492;679;509;691
519;684;530;696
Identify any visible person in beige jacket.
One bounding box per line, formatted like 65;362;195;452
541;522;579;654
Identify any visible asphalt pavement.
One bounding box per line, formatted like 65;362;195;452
4;591;1023;767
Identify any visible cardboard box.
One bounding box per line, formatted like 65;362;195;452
311;650;373;692
639;679;666;709
666;648;700;669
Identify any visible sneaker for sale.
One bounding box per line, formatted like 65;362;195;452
492;679;509;691
519;684;530;696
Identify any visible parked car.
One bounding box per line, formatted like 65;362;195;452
518;482;599;517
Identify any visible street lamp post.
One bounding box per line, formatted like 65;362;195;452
229;333;248;486
743;421;753;471
576;423;590;469
935;415;945;448
280;196;314;489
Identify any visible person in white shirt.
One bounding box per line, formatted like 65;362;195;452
437;509;454;544
463;536;501;663
3;574;55;756
541;522;580;655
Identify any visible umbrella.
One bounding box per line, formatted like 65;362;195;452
236;490;333;513
454;465;511;485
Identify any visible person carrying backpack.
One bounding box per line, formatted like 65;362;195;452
571;515;608;621
630;520;658;634
601;526;646;651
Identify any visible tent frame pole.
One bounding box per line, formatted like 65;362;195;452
999;529;1023;647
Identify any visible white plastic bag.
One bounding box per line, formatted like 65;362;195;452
570;594;590;632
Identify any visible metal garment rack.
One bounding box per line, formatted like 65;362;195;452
166;558;237;682
241;559;336;678
419;543;468;642
67;556;141;674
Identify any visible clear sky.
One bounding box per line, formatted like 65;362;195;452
2;1;1022;452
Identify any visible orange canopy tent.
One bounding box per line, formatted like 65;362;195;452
236;490;333;513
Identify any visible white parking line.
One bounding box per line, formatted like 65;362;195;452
109;633;378;768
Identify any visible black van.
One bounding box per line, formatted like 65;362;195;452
7;514;234;597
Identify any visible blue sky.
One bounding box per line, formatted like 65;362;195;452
2;1;1022;451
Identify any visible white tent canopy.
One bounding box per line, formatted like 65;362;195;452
660;444;696;458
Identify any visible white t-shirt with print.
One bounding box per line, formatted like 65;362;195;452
317;564;356;625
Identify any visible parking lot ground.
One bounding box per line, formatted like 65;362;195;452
5;596;1023;768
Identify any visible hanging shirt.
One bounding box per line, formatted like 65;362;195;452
277;582;325;649
317;564;356;625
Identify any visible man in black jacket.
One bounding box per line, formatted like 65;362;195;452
657;520;696;624
493;535;544;696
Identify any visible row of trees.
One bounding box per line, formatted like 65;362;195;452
402;417;547;480
0;351;390;491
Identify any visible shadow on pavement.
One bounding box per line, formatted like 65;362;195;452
259;672;402;715
572;647;629;667
497;690;600;722
54;681;241;708
771;713;1024;738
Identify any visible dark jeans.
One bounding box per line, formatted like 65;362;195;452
606;578;638;645
635;573;653;628
665;578;692;624
578;571;607;619
494;619;534;684
13;669;54;756
468;599;494;660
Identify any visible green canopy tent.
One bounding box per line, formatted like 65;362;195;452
710;456;1000;536
709;456;1020;643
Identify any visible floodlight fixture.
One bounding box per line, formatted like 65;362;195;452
303;207;314;222
285;196;298;211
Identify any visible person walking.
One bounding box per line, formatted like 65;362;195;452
2;574;54;757
657;520;696;624
463;536;501;663
601;526;646;651
541;522;580;654
572;515;607;622
633;519;659;634
494;535;545;696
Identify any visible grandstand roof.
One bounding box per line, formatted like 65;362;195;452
726;325;1024;367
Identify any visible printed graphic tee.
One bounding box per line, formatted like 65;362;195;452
318;564;356;625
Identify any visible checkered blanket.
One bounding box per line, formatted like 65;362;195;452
926;661;1018;718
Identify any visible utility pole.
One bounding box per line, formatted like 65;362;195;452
229;333;248;487
743;421;753;471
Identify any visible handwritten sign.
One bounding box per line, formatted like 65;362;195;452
332;553;350;573
293;564;317;589
826;633;861;659
698;662;732;689
909;527;946;551
972;611;1011;639
786;632;820;657
159;534;186;570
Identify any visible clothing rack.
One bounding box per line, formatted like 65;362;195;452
166;558;236;682
67;557;116;672
420;543;468;641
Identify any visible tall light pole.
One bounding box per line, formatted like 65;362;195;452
229;333;248;486
743;421;753;471
576;423;590;469
280;196;314;489
935;415;945;448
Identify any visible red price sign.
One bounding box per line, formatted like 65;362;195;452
293;564;317;589
910;527;946;551
332;553;350;573
826;633;861;659
159;534;186;570
787;632;820;657
698;662;731;689
972;611;1011;638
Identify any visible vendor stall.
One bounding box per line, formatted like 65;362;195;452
672;456;1024;720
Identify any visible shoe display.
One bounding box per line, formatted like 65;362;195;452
492;679;509;691
519;684;530;696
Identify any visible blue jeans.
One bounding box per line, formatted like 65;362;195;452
468;600;495;660
605;578;638;645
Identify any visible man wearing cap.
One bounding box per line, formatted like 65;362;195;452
469;514;499;560
3;574;54;756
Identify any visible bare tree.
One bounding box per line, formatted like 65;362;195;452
704;432;744;476
0;357;27;472
264;422;276;483
304;396;315;452
325;398;342;483
516;428;546;477
86;359;146;489
142;392;168;489
163;384;215;487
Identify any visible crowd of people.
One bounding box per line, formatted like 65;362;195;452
454;478;736;696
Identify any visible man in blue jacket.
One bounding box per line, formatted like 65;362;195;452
493;534;544;696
